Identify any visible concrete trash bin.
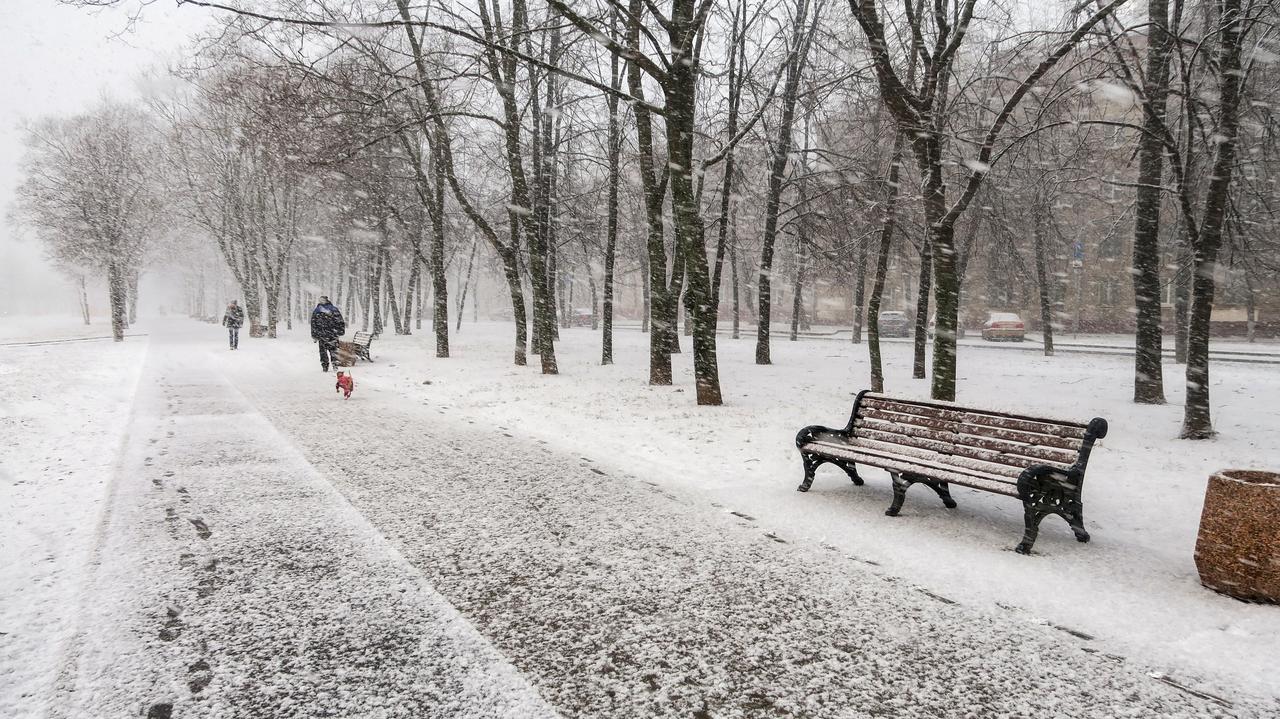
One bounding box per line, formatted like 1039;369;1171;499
1194;469;1280;603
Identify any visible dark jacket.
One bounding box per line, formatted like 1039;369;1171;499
310;303;346;340
222;306;245;329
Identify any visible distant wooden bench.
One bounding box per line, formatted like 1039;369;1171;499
351;331;375;362
795;391;1109;554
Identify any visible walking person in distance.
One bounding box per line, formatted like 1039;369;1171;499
310;296;346;372
222;300;245;350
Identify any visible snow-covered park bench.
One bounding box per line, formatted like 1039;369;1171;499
794;391;1109;554
351;331;376;362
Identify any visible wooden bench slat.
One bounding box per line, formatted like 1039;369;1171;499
858;405;1083;451
863;392;1091;431
847;428;1027;475
802;441;1021;497
849;417;1080;468
809;439;1020;486
845;437;1032;479
862;397;1088;440
860;409;1080;458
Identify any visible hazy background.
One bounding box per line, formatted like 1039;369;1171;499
0;0;211;317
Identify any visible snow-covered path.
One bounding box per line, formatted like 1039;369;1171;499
41;331;559;719
5;319;1273;717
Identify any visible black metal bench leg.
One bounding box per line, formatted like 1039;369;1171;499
885;473;909;516
1016;505;1047;554
1067;511;1090;543
929;480;958;509
840;462;864;486
797;453;822;492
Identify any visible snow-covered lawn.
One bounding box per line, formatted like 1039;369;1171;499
336;318;1280;702
0;326;149;714
0;314;149;344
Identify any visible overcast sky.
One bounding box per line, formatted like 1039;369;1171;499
0;0;214;315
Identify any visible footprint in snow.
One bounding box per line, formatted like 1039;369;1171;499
187;659;213;693
189;518;211;540
158;607;183;642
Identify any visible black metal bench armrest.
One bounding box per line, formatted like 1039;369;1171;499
1016;464;1084;498
796;424;847;449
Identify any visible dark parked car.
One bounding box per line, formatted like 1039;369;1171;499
877;310;911;338
981;311;1026;341
569;307;594;327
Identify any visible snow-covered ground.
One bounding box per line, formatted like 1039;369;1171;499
352;319;1280;702
2;315;1277;717
0;324;149;713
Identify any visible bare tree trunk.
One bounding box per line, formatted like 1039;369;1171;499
431;149;449;357
1182;0;1244;439
755;0;818;366
1174;240;1192;363
601;18;622;365
626;25;671;381
127;269;139;326
869;135;904;392
371;249;384;336
730;224;741;340
1033;211;1055;356
456;239;478;333
107;260;128;342
402;253;418;335
1131;0;1173;403
589;273;598;330
78;273;91;325
1244;275;1256;343
386;254;403;335
669;261;685;353
790;235;805;342
640;252;651;335
415;255;425;331
284;259;293;331
912;241;931;377
852;229;867;344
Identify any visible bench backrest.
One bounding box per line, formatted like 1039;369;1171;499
845;392;1107;480
352;331;373;346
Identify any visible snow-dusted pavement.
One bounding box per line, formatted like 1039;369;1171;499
38;331;558;719
4;319;1271;718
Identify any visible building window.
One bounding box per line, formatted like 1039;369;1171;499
1098;279;1120;307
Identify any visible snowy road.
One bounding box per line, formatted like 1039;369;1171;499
4;320;1272;717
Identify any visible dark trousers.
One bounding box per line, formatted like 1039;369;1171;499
228;327;239;349
318;337;339;370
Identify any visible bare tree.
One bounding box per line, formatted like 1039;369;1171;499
14;101;160;341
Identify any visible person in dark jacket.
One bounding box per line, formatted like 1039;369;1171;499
310;296;346;371
222;300;245;350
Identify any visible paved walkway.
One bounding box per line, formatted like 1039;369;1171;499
45;323;1269;717
48;333;558;719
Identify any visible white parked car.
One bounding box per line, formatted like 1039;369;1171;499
981;312;1026;341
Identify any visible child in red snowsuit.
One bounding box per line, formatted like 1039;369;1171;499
335;371;354;399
